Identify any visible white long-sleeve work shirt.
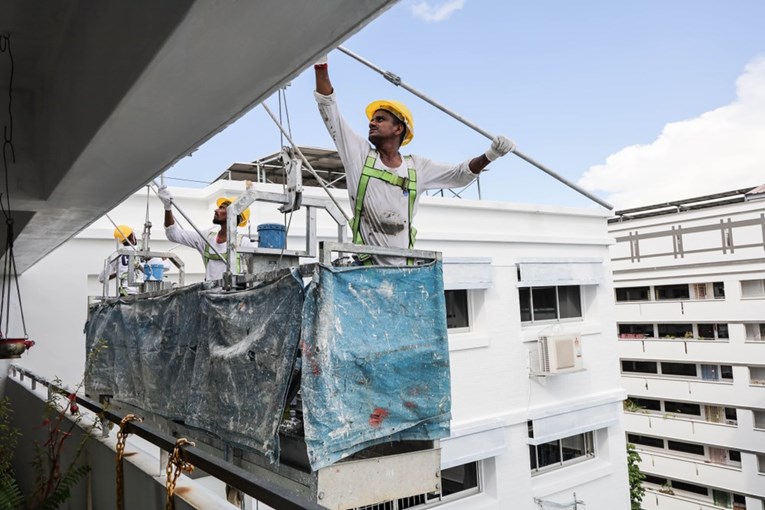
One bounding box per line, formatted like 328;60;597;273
315;91;477;265
166;224;255;281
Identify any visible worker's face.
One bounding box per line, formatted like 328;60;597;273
368;109;404;147
122;233;137;246
213;203;229;225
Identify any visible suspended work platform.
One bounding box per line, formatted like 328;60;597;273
85;240;452;509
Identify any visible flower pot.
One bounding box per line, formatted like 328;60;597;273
0;338;35;359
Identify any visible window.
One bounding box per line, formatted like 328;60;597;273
741;279;765;298
519;285;582;323
622;360;657;374
655;284;690;300
697;323;729;340
729;450;741;463
661;362;697;377
664;400;700;416
630;397;661;411
627;433;664;449
713;282;725;299
440;462;479;497
721;365;733;380
378;461;481;509
529;424;594;473
615;287;650;302
713;490;731;508
692;283;708;299
657;323;693;338
667;440;705;456
745;323;765;341
445;290;469;329
724;407;738;425
751;366;765;385
754;410;765;429
704;405;725;423
618;323;654;338
672;480;708;496
529;432;594;473
643;474;667;486
701;364;720;380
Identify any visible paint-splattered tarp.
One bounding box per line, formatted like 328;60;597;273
301;262;451;470
84;271;303;461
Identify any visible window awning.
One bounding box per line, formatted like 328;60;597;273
518;258;603;287
440;422;506;469
528;401;620;445
443;257;492;290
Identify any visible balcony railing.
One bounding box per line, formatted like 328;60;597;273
7;364;324;510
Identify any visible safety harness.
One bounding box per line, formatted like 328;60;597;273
203;232;242;273
350;151;417;265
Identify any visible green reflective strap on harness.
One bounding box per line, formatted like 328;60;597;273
350;152;418;265
203;233;241;273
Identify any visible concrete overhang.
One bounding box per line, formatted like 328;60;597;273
0;0;396;272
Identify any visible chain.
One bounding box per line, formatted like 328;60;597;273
165;438;195;510
115;414;142;510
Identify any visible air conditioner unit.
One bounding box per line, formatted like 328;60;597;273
537;334;583;375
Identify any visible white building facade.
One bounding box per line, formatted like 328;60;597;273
5;179;630;509
610;186;765;510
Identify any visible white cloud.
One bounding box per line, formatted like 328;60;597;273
579;57;765;210
409;0;465;23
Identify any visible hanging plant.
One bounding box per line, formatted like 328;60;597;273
0;32;34;359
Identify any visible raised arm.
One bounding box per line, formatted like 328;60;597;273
468;136;516;174
157;186;175;226
314;55;333;96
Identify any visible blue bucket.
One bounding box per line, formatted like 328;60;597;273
258;223;286;249
143;263;165;281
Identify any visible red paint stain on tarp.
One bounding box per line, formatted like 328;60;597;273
369;407;389;427
404;401;417;409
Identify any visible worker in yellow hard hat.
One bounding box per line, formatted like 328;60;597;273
313;55;515;265
157;187;256;281
98;225;144;295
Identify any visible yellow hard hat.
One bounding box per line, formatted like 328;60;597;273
365;99;415;146
216;197;251;227
113;225;133;243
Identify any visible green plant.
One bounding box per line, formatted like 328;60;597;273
31;340;107;509
0;397;24;510
627;443;646;509
683;331;694;339
623;399;644;413
659;481;674;495
30;378;93;509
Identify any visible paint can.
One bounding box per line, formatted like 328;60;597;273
257;223;286;249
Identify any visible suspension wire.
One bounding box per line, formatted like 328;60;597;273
145;186;151;225
0;33;27;339
274;87;295;257
261;103;351;223
1;33;14;217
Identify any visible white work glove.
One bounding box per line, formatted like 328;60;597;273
157;185;173;211
314;55;328;68
484;135;516;162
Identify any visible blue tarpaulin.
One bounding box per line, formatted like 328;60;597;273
300;262;451;470
85;272;303;461
85;262;451;471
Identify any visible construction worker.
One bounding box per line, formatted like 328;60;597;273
157;186;255;281
98;225;144;296
313;56;515;265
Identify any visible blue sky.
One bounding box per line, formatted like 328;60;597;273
164;0;765;211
